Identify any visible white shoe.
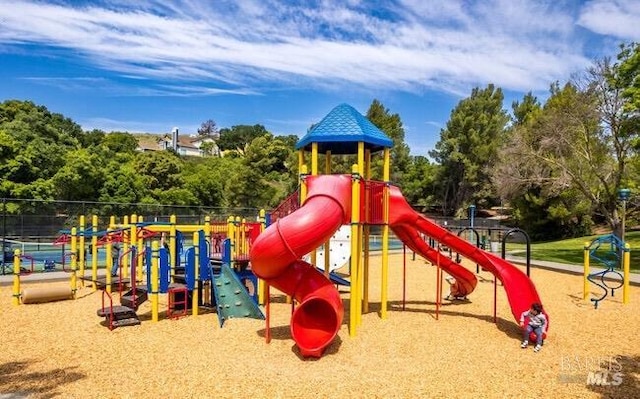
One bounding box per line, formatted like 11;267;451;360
520;341;528;349
534;345;542;352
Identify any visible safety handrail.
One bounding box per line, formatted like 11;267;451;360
101;290;115;330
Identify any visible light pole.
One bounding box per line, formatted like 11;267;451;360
469;204;476;243
469;204;476;230
618;188;631;244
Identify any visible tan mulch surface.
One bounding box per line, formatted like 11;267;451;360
1;253;639;399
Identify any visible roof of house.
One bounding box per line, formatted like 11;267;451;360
295;103;393;154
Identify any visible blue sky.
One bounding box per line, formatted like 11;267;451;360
1;0;639;156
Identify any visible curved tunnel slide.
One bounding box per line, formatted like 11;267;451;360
390;221;478;298
389;186;549;335
250;175;352;358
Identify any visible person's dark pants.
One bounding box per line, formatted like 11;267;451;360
110;258;119;276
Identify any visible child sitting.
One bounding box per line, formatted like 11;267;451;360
519;302;547;352
444;276;467;301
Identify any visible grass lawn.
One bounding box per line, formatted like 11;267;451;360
507;230;640;272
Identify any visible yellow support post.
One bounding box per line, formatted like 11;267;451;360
311;142;318;175
309;144;319;268
169;215;176;282
70;227;78;299
356;142;364;326
151;241;159;322
381;148;390;319
298;150;305;177
192;232;200;316
257;209;266;305
91;215;98;290
300;165;308;200
363;149;371;313
241;218;247;256
349;164;360;336
583;242;590;300
205;216;211;258
234;216;241;261
623;243;630;304
227;216;235;263
12;249;21;306
79;215;86;285
137;215;144;282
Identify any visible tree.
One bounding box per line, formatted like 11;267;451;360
133;151;185;203
51;149;104;201
217;124;268;154
182;157;231;207
401;155;440;212
199;141;218;156
197;119;218;138
615;42;640;113
99;162;150;211
495;43;640;237
430;84;509;215
102;131;139;154
495;82;612;236
0;100;83;203
82;129;106;148
366;100;411;183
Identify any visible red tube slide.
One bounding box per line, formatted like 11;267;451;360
388;187;548;336
391;221;477;297
250;175;351;357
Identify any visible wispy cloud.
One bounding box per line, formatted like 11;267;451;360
0;0;628;97
80;116;190;134
19;76;259;97
578;0;640;40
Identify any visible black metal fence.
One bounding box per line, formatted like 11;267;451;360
0;198;260;241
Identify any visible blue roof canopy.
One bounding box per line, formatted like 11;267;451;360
295;103;393;154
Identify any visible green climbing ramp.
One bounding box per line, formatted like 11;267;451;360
211;264;265;327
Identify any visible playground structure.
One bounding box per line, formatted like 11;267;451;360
583;234;631;308
10;214;266;329
249;103;549;358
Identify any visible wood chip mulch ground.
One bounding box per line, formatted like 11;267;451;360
1;253;639;399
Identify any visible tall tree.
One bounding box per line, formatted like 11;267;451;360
495;82;613;235
430;84;509;216
102;131;139;154
197;119;218;138
0;100;83;202
217;124;268;154
495;44;640;236
615;42;640;113
401;155;439;211
366;100;411;183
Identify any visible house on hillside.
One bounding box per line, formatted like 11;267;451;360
135;127;220;157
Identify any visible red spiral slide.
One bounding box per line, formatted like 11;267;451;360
250;175;352;357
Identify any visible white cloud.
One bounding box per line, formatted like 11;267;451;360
19;76;259;97
578;0;640;40
0;0;595;96
79;117;175;133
